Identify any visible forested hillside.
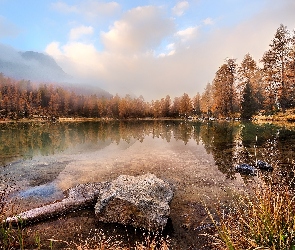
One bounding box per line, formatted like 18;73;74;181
0;24;294;121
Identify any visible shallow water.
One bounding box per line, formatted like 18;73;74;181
1;120;295;248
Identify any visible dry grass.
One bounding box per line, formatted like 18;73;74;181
0;223;170;250
60;229;170;250
208;183;295;250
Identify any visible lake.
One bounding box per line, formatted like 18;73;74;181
1;120;295;249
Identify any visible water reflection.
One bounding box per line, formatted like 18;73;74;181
1;120;295;179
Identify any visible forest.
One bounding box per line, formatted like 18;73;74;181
0;24;294;121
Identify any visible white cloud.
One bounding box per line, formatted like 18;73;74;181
166;43;175;51
101;6;175;54
172;1;189;16
46;0;295;101
46;41;104;81
45;41;62;58
80;1;120;20
51;1;120;21
176;26;198;42
158;43;176;57
69;25;94;40
203;17;214;25
167;50;175;56
51;1;78;13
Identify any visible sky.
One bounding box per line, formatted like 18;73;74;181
0;0;295;101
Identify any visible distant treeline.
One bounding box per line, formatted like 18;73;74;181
0;73;193;119
0;24;295;120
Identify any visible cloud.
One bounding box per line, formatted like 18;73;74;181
51;1;78;13
69;25;94;40
176;26;198;42
79;1;120;20
46;0;295;101
45;41;102;78
45;41;62;58
203;17;214;25
166;43;175;50
51;1;120;21
0;15;20;38
172;1;189;16
101;6;175;54
0;43;23;62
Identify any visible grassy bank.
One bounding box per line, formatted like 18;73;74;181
253;109;295;123
210;182;295;249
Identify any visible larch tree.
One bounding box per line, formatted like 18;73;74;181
108;94;120;118
152;100;162;118
212;58;237;117
170;97;180;117
200;82;213;117
161;95;171;117
179;93;193;117
193;92;201;116
261;24;292;112
286;30;295;106
238;53;264;118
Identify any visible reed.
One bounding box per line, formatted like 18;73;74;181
209;183;295;249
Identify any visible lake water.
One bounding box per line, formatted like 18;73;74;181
1;120;295;249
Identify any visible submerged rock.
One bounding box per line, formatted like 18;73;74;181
235;163;257;176
5;174;174;231
95;173;174;231
256;160;273;171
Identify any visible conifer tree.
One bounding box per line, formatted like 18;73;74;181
241;82;256;119
212;58;237;117
261;24;292;112
200;82;213;117
238;53;264;115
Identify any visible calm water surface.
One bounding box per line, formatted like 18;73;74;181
1;120;295;248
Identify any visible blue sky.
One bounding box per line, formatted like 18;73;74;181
0;0;295;100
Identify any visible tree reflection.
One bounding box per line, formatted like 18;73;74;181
1;121;295;181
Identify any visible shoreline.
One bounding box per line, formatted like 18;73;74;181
1;115;295;126
0;117;185;124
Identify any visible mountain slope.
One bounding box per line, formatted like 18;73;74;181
0;44;112;98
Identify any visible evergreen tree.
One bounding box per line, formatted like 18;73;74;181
241;82;256;119
193;93;201;116
238;53;265;114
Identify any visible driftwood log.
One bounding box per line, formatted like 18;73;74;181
5;182;110;224
5;174;174;231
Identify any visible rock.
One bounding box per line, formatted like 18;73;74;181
95;173;174;231
4;174;174;232
256;160;273;171
5;182;110;224
235;163;257;176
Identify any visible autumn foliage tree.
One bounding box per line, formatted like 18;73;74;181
238;53;265;118
200;82;213;117
261;24;294;112
212;59;237;117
